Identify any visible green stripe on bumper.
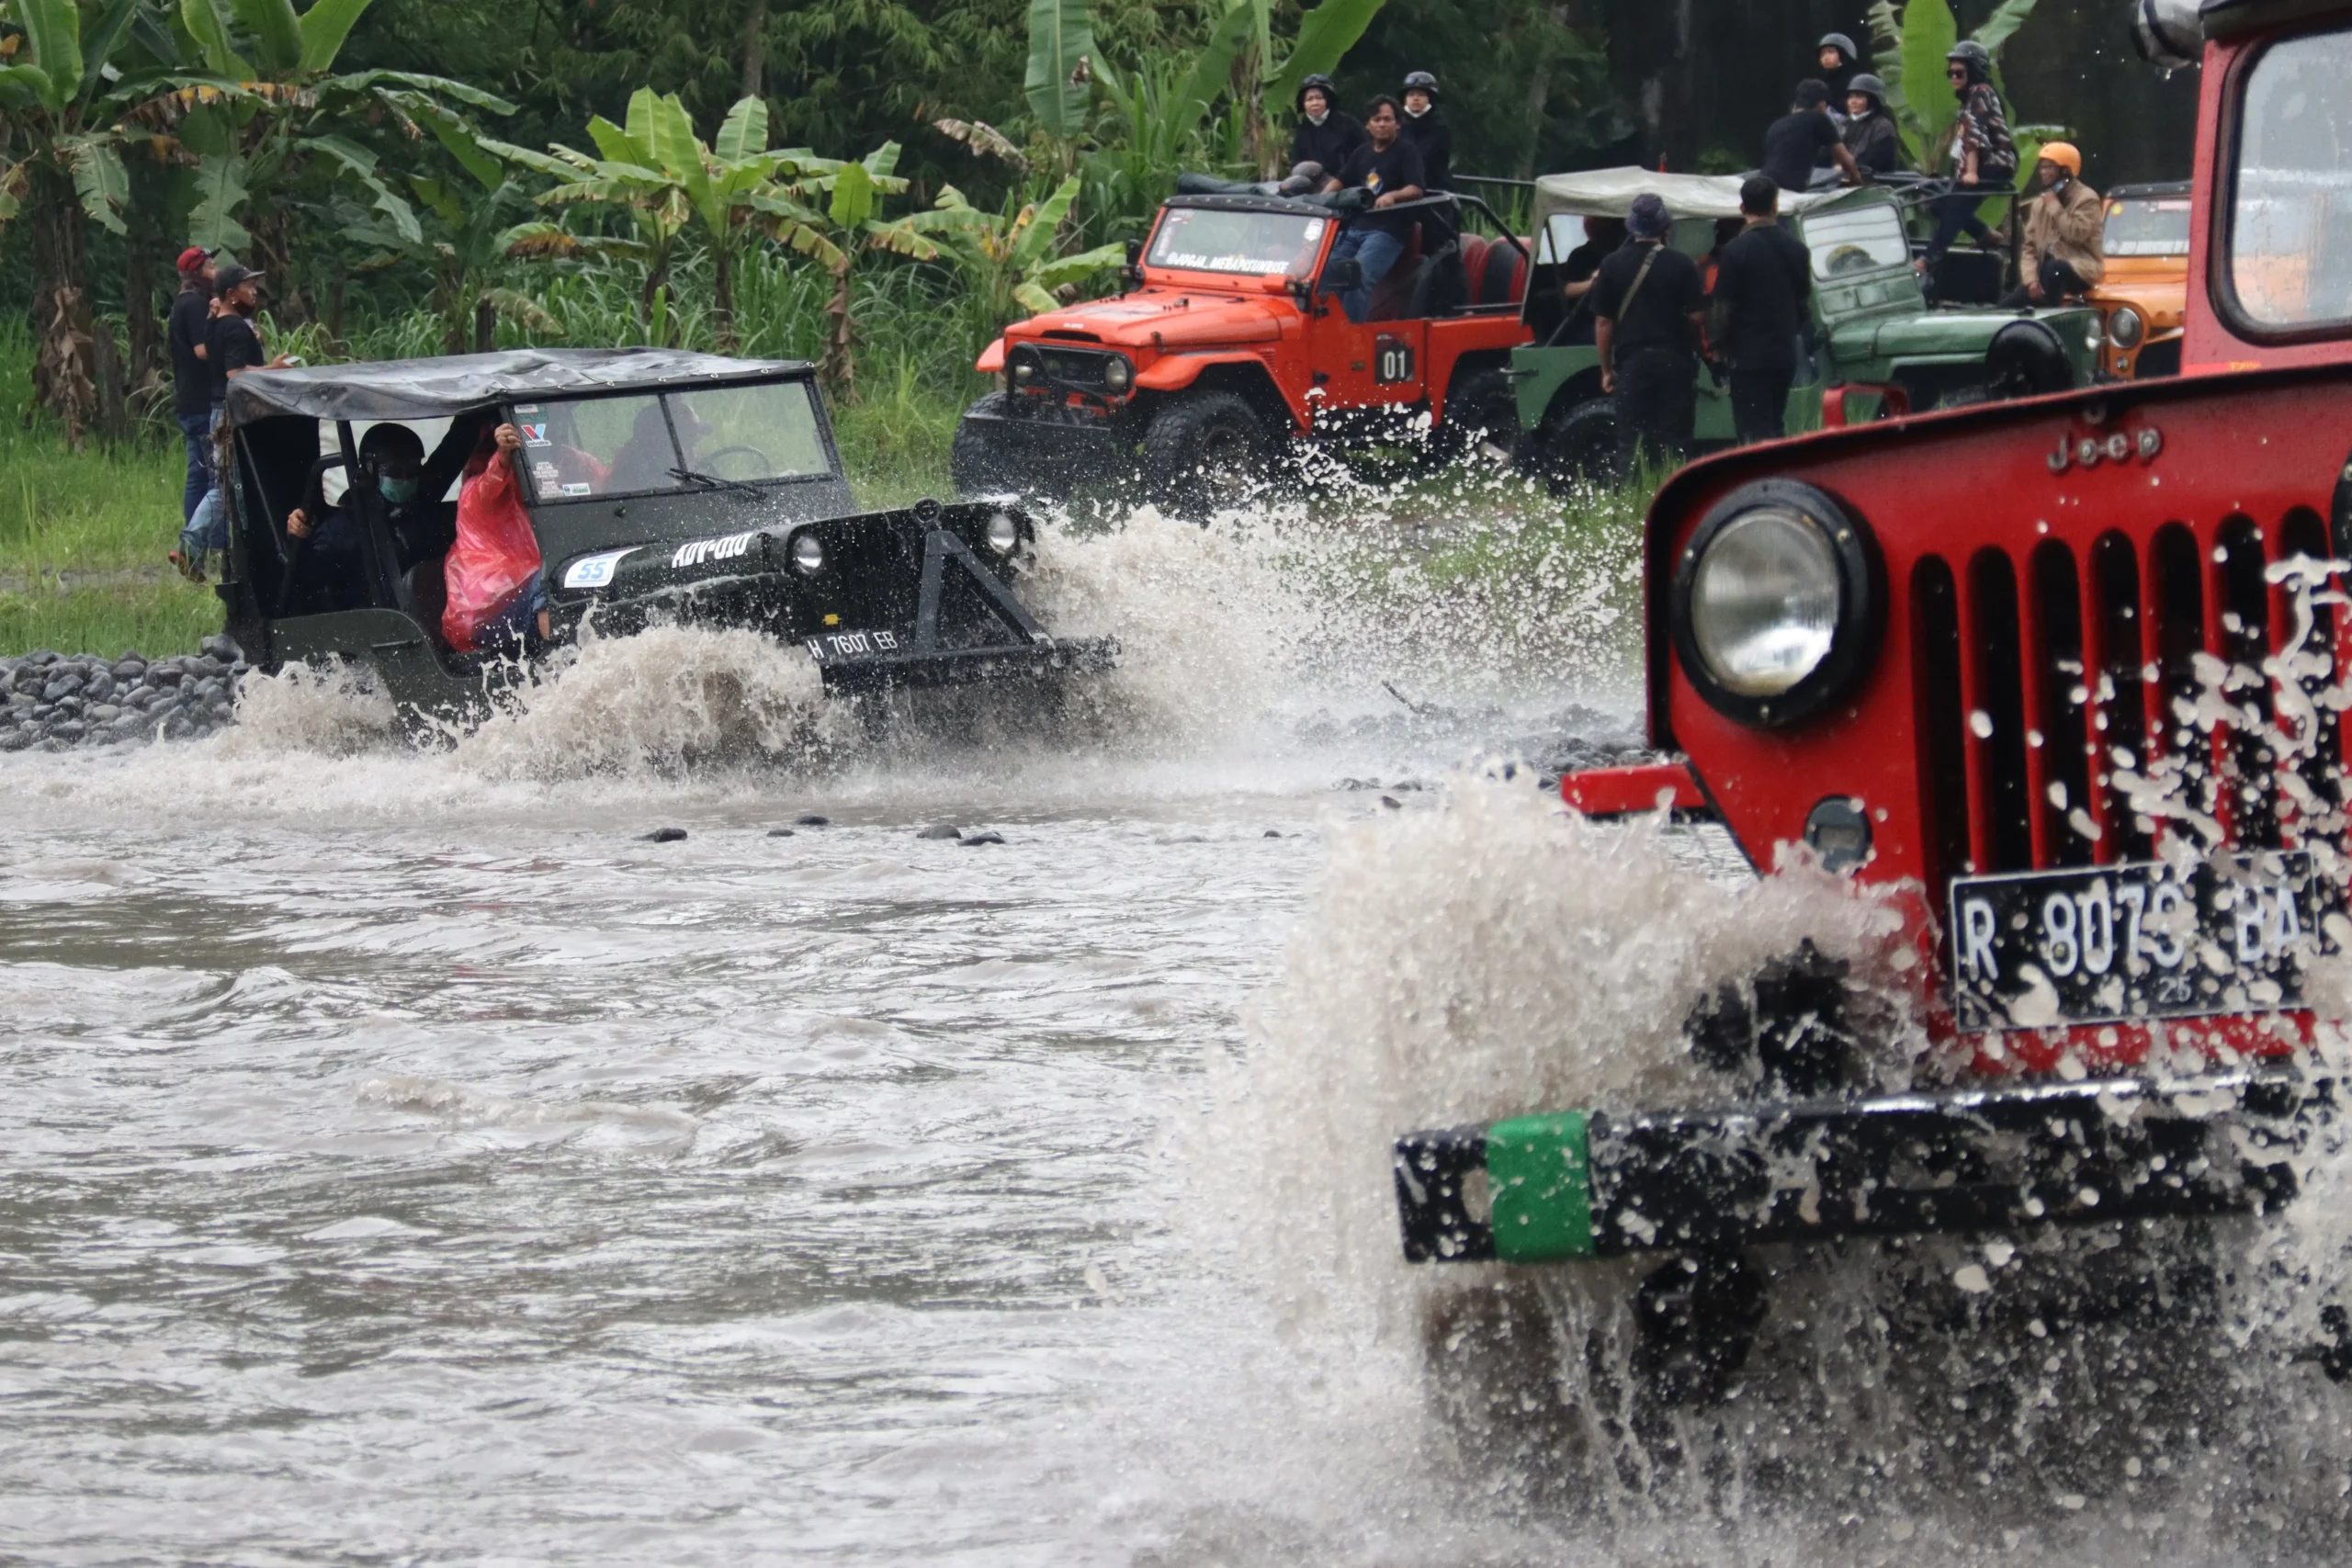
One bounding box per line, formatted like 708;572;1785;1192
1485;1111;1595;1261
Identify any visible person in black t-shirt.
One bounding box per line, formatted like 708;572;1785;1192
1289;74;1366;185
1589;192;1705;464
1711;175;1816;442
1761;81;1860;195
175;265;291;582
166;247;218;524
1320;97;1426;323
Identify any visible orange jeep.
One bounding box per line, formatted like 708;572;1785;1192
952;188;1532;512
2088;179;2190;378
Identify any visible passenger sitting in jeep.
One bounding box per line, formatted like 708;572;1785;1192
1321;96;1426;323
284;423;437;614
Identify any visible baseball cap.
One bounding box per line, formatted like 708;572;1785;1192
176;246;217;274
212;263;261;295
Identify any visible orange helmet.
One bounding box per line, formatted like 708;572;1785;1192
2040;141;2082;177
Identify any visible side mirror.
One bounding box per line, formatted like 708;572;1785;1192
1320;256;1363;294
1123;239;1141;265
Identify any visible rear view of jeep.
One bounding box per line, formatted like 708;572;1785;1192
1393;0;2352;1406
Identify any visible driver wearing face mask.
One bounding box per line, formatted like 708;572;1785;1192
286;423;433;610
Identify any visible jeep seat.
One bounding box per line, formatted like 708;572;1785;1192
1454;235;1532;310
401;556;451;652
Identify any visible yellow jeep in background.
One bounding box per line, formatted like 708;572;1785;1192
2088;179;2189;378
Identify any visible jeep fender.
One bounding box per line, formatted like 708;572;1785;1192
1136;354;1303;434
977;339;1007;374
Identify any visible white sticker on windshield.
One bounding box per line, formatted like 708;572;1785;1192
560;548;636;591
1304;219;1326;241
560;481;593;497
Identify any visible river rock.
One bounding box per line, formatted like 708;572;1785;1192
200;634;243;663
766;828;795;838
960;830;1005;846
916;823;962;840
642;827;688;843
795;813;830;827
0;649;245;751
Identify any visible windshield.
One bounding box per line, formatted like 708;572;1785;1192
2105;197;2191;256
1148;208;1327;276
2229;28;2352;330
515;382;831;501
1802;202;1910;280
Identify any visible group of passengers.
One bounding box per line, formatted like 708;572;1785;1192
162;249;547;654
1566;29;2112;467
1285;70;1452;322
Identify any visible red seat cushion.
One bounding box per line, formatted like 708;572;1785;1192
1477;240;1529;306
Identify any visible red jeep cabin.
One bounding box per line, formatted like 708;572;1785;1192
1393;0;2352;1399
953;189;1531;511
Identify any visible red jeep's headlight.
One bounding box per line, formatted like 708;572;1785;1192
1670;480;1881;729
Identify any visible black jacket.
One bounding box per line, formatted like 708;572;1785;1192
1291;112;1367;178
1397;110;1452;192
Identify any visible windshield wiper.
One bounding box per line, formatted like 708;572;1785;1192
670;465;763;496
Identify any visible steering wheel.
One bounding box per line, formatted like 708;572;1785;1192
699;444;775;478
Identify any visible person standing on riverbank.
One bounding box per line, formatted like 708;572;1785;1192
1711;175;1815;443
1591;192;1706;466
173;265;289;583
166;248;217;525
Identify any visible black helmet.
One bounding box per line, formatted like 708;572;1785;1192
1947;39;1992;82
1296;73;1339;113
1846;72;1886;107
1403;70;1439;101
1818;31;1857;61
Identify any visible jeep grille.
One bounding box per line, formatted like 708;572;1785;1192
1908;512;2342;883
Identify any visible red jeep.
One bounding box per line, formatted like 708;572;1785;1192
1394;0;2352;1403
952;189;1532;511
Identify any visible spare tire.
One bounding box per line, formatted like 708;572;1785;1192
1985;318;2075;400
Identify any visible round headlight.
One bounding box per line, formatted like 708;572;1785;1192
985;512;1021;555
1671;481;1879;729
1690;509;1841;695
2109;305;2145;349
1011;360;1035;386
788;531;825;576
1103;355;1133;392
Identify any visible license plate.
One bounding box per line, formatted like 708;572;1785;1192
1947;853;2324;1032
803;628;904;663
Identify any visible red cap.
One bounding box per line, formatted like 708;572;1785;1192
176;246;215;274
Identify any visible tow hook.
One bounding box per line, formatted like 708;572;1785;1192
1634;1250;1769;1407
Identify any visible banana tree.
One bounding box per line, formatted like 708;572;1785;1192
928;175;1125;331
749;142;950;400
338;173;559;355
1221;0;1392;175
119;0;516;322
0;0;173;436
489;89;790;350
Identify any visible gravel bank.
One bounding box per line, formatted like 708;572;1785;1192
0;635;244;751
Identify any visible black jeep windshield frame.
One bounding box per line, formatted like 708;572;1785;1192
508;379;842;506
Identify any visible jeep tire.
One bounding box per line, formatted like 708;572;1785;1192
953;392;1068;502
1143;390;1269;515
1524;395;1625;493
1429;367;1521;468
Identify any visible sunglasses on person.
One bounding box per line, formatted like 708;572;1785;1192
1946;64;1968;77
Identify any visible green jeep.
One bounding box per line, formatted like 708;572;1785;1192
1510;169;2102;483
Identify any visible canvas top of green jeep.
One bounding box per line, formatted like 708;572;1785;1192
1511;171;2103;485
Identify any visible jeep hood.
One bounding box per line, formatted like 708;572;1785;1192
1001;288;1292;353
1829;307;2095;362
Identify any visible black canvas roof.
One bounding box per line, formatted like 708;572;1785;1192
225;347;813;424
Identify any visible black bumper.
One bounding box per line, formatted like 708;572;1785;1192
960;400;1132;468
1395;1070;2328;1265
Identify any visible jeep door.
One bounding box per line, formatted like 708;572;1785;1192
1306;219;1428;423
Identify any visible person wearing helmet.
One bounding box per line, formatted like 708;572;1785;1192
1840;73;1899;177
1397;71;1452;193
1920;39;2019;276
1817;30;1860;99
1290;73;1367;186
2004;142;2105;306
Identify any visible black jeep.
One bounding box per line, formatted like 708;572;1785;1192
212;348;1110;715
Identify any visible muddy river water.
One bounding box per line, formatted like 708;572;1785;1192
4;506;2350;1564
